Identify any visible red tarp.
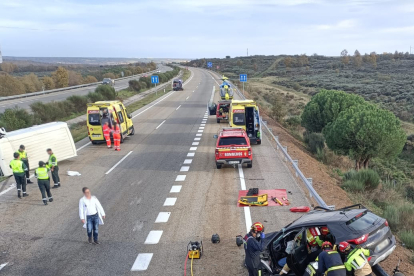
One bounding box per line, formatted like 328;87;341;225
237;189;289;207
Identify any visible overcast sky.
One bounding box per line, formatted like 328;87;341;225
0;0;413;58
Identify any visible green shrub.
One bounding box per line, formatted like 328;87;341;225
284;116;301;128
383;203;414;231
95;85;116;100
400;230;414;250
0;107;33;131
304;132;325;154
343;169;357;181
139;81;147;90
87;91;104;102
129;80;141;92
67;95;88;113
355;169;380;190
341;179;365;192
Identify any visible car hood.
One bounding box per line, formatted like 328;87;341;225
263;231;279;248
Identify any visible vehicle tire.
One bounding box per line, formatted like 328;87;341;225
257;140;261;145
91;141;97;145
120;134;124;144
216;164;222;169
130;126;135;136
247;163;252;168
217;119;220;123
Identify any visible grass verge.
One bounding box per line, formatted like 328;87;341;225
70;122;88;143
181;69;191;82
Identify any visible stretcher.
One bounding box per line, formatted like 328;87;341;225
238;194;268;206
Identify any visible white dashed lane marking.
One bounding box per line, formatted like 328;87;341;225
155;212;171;223
170;185;182;193
131;253;153;271
176;105;181;110
197;130;203;133
180;166;190;172
194;138;201;141
192;142;199;146
190;147;197;151
175;175;186;181
196;134;202;137
155;120;166;129
187;152;195;157
184;159;192;164
164;198;177;206
144;231;163;244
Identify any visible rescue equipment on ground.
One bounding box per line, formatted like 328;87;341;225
184;241;203;276
290;206;311;212
282;197;290;205
271;196;284;206
67;171;81;176
238;194;268;206
211;234;220;243
246;188;259;196
236;235;244;247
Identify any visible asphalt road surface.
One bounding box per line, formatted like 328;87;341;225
0;65;172;113
0;68;309;275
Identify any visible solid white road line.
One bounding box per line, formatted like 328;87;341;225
184;159;192;164
170;185;182;193
77;142;92;152
164;197;177;206
0;184;16;197
144;230;163;244
190;147;197;151
194;138;201;141
180;166;190;172
155;212;171;223
175;175;186;181
238;164;252;233
176;105;181;110
0;263;8;271
131;254;153;271
105;151;133;175
187;152;195;157
196;134;202;137
156;120;166;129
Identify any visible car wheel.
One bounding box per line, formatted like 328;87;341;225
130;126;135;136
217;119;220;123
120;134;124;144
91;141;97;145
247;163;252;168
257;140;261;145
216;164;222;169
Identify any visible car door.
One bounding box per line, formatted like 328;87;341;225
287;228;308;275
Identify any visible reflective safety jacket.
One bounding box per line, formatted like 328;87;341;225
317;250;346;276
48;154;58;167
35;167;50;180
344;248;372;276
9;159;28;176
16;150;27;161
103;124;111;137
113;125;120;135
304;262;317;276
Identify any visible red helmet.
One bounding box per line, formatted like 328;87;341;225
251;222;264;232
320;227;329;236
339;242;351;253
321;241;332;249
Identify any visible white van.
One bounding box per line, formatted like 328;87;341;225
0;122;77;177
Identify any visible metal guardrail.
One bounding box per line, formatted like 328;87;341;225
0;69;160;102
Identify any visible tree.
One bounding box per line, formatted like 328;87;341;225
299;54;309;66
84;75;98;84
284;57;292;68
1;62;18;73
68;70;84;86
341;49;350;65
52;66;69;88
353;50;362;68
103;72;116;79
370;52;377;68
0;107;33;131
21;73;43;93
271;95;286;121
237;59;243;67
0;74;26;96
323;104;406;170
42;76;55;90
301;89;366;133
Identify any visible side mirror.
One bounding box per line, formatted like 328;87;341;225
127;114;132;119
213;135;218;139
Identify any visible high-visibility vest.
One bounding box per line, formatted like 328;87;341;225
345;248;369;271
16;150;27;160
36;167;49;180
114;125;120;135
103;125;111;136
48;154;58;167
307;227;321;246
10;159;24;173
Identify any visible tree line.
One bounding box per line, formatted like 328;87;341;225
301;89;406;170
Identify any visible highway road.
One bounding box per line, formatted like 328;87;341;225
0;65;172;113
0;67;309;275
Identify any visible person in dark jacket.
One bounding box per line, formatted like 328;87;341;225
244;222;265;276
317;241;346;276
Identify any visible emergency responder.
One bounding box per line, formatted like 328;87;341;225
9;152;29;198
16;145;33;184
102;121;112;148
46;148;60;188
35;161;53;205
244;222;265;276
113;122;121;151
317;241;346;276
339;242;372;276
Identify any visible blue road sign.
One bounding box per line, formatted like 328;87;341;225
151;75;159;84
207;62;213;68
240;74;247;82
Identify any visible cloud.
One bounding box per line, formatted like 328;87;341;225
315;19;357;30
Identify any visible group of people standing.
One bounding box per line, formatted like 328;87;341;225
9;145;60;205
102;121;121;151
244;223;373;276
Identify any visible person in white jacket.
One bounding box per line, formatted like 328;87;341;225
79;187;106;244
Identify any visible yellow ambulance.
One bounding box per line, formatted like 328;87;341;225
86;101;135;144
229;100;262;145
